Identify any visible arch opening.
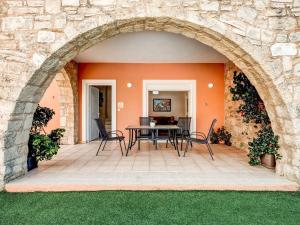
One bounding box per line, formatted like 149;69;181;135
2;17;298;185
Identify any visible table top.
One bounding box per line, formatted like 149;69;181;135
126;125;181;130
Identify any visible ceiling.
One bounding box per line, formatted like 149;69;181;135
74;31;228;63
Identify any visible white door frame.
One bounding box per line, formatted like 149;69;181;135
142;80;197;132
82;79;116;143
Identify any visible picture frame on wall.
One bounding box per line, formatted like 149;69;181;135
153;98;171;112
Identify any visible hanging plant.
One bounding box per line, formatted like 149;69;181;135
230;71;270;126
230;71;281;166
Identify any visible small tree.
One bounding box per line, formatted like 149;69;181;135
28;105;65;165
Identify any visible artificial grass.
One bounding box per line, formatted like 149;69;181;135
0;191;299;225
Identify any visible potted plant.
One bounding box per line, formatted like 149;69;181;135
210;126;232;146
248;125;281;168
27;105;65;171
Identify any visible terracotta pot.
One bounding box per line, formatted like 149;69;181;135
261;153;276;169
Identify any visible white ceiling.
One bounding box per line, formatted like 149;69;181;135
74;31;228;63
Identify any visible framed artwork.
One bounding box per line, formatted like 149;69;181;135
153;98;171;112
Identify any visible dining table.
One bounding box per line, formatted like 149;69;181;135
125;125;182;157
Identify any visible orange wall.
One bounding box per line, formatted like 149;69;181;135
79;63;225;141
39;79;61;133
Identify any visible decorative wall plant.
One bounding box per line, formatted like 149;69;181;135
230;71;281;165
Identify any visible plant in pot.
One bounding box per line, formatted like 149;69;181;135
210;126;232;146
27;105;65;171
248;125;281;168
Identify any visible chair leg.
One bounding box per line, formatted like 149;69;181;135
101;140;107;151
184;139;190;157
138;140;140;150
206;143;214;160
96;140;104;156
207;143;214;155
123;139;126;151
118;140;124;156
166;140;168;148
155;140;158;150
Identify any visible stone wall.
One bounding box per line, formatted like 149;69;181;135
224;62;261;152
56;61;78;145
1;0;300;189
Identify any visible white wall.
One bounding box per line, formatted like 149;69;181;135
75;31;228;63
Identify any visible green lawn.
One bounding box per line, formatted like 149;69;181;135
0;191;300;225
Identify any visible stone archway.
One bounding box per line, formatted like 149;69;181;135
54;62;78;145
1;3;299;187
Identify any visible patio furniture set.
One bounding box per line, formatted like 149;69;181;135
95;117;217;159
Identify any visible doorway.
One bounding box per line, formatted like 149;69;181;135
82;80;116;143
89;85;112;141
143;80;196;132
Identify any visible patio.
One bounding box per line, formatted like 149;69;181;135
6;142;299;192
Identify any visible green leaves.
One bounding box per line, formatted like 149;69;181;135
48;128;66;143
230;71;281;165
230;71;270;126
28;134;59;161
28;106;65;162
31;105;55;133
248;126;281;165
210;126;232;146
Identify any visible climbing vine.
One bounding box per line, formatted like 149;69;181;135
230;71;281;165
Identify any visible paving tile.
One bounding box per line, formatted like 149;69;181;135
5;141;299;192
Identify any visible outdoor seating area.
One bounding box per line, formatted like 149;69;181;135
95;116;217;159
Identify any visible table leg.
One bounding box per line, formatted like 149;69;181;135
171;130;176;150
132;129;137;147
174;130;180;157
155;129;158;150
130;129;134;149
126;129;132;156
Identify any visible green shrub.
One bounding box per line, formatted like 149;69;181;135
248;125;281;165
48;128;66;144
210;126;232;146
28;105;65;162
28;134;59;161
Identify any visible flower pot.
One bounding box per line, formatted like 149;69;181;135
261;153;276;169
27;156;38;171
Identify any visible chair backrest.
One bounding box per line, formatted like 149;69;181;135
207;119;217;140
139;117;150;135
95;118;108;139
177;117;191;133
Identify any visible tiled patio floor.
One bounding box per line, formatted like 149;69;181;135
6;141;299;192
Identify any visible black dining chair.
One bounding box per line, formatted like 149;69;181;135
184;119;217;160
137;117;152;150
166;117;192;150
95;118;126;156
